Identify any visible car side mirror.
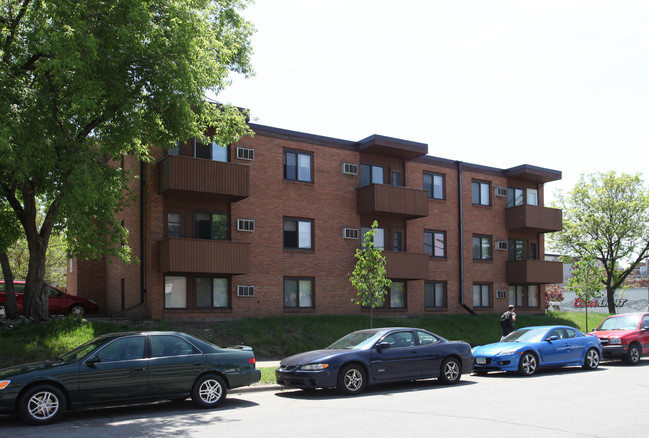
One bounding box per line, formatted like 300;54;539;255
546;335;559;342
642;326;649;332
376;342;390;352
85;356;101;366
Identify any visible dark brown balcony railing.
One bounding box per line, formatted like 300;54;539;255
505;205;562;233
159;238;250;274
357;184;428;219
158;155;249;200
384;251;429;280
506;260;563;284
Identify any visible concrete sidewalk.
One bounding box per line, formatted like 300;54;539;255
256;360;280;369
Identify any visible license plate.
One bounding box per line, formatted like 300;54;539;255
476;357;486;365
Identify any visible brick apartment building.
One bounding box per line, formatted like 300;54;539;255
67;122;564;319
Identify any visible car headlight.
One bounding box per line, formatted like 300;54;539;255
300;363;330;371
609;338;622;345
496;349;521;356
0;380;10;390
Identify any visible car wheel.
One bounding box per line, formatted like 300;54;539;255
18;384;66;425
582;348;600;370
518;352;538;376
69;304;86;316
337;364;366;395
0;304;5;318
624;344;641;365
439;357;462;385
191;374;227;408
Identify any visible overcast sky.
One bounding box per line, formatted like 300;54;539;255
216;0;649;200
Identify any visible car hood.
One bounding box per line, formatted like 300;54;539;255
472;342;531;356
280;349;350;366
0;359;68;379
592;329;638;339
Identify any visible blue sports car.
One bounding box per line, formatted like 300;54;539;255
472;325;603;376
276;327;474;394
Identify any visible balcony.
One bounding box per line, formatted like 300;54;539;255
505;205;562;233
357;184;428;219
158;155;249;200
384;251;429;280
159;238;250;274
506;260;563;284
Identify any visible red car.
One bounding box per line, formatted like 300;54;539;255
0;280;98;317
592;313;649;365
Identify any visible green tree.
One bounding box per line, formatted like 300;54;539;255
562;249;606;332
0;0;254;321
349;221;392;328
550;172;649;313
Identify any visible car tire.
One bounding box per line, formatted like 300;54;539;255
69;304;86;316
439;357;462;385
582;348;600;370
624;344;641;365
191;374;227;408
337;364;366;395
518;352;538;376
0;303;5;318
18;384;67;425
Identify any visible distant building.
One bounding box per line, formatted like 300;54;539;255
67;122;563;319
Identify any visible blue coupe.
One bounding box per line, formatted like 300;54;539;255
276;327;474;394
471;325;603;376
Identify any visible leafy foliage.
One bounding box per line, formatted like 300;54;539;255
550;172;649;313
561;248;606;332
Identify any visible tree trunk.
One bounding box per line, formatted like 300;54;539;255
606;287;616;314
23;236;50;321
0;252;20;319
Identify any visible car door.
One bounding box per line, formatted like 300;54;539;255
47;286;68;314
415;330;446;378
562;328;587;361
640;315;649;356
370;330;421;382
77;335;149;403
147;334;205;396
541;328;573;364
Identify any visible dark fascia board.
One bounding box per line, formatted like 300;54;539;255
504;164;562;184
249;123;357;151
356;134;428;160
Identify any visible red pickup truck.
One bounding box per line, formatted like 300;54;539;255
591;313;649;365
0;280;98;317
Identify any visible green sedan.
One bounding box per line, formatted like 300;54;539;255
0;331;261;425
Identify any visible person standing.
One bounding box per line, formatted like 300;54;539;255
500;305;516;339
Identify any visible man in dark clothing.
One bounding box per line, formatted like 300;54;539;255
500;305;516;339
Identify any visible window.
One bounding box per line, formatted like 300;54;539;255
168;212;181;238
96;336;146;362
284;278;313;308
195;138;228;162
509;285;539;308
392;232;402;252
529;242;538;260
508;239;525;261
425;231;446;258
507;188;524;207
416;330;440;345
392;171;402;186
423;172;444;200
284;150;312;182
527;188;538;206
164;276;187;309
383;331;414;348
196;277;229;308
360;226;385;249
284;218;313;249
389;281;406;309
472;181;490;206
195;212;228;240
472;235;492;260
473;284;491;308
425;282;446;308
151;335;198;357
360;164;384;187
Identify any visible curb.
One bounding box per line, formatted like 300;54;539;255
233;384;283;393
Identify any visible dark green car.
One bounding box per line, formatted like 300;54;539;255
0;331;261;425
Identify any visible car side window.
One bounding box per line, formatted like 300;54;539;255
564;328;577;339
383;332;415;348
642;316;649;329
95;336;145;362
416;331;440;345
548;329;563;340
151;335;198;357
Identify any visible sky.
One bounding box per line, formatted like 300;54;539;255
216;0;649;200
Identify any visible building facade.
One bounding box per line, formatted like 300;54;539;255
67;123;564;319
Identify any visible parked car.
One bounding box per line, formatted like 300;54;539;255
591;313;649;365
275;327;474;394
0;331;261;425
0;280;98;317
472;325;603;376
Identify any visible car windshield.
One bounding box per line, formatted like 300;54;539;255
597;315;640;331
59;337;110;362
327;331;382;350
502;328;546;344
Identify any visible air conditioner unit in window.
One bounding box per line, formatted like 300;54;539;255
237;219;255;232
342;163;358;175
236;147;254;160
237;285;254;297
496;290;507;299
343;228;359;239
495;186;507;197
496;240;508;250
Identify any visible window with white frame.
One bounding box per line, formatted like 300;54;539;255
284;150;312;182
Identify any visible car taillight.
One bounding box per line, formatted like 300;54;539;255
249;357;256;364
